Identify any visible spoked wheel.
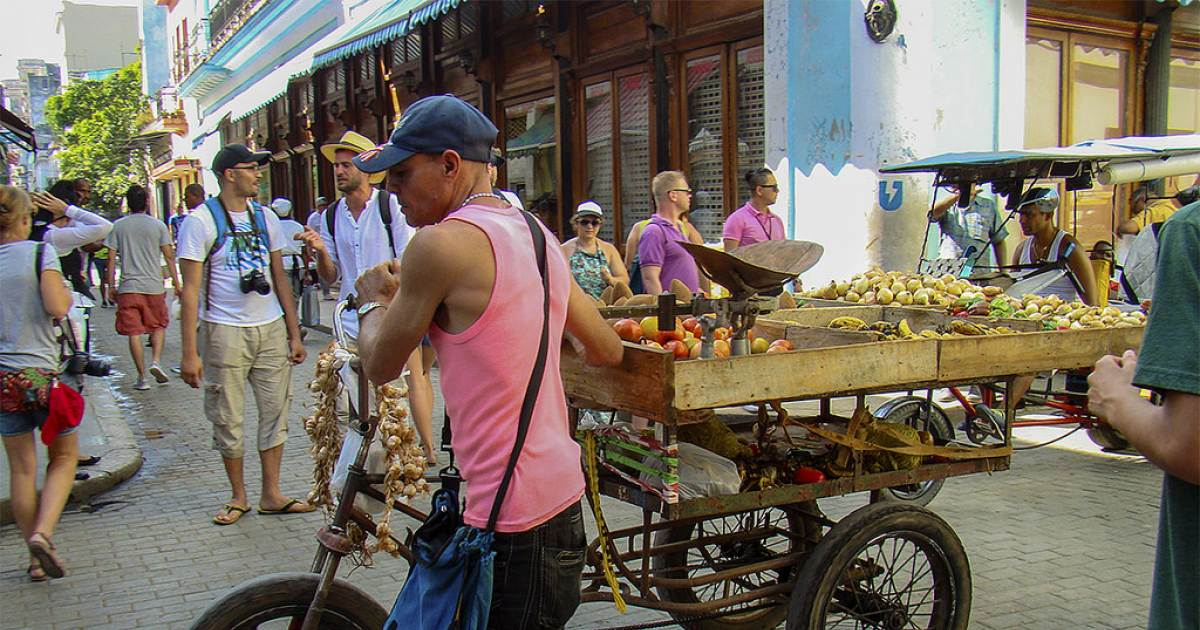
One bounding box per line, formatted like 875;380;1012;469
870;397;954;506
654;502;823;630
1086;424;1131;451
788;503;971;630
189;572;388;630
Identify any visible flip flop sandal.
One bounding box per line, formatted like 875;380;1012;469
257;498;316;515
28;562;48;582
78;456;101;466
27;533;64;579
213;504;250;526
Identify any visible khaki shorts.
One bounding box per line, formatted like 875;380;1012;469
201;318;292;458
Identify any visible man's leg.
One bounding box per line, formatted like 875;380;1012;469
149;328;166;369
202;322;252;522
489;503;586;630
247;319;309;512
127;334;146;379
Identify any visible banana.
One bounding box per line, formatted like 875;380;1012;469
897;319;914;338
828;316;868;330
919;330;940;339
949;320;986;336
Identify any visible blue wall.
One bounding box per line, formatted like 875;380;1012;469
142;0;170;94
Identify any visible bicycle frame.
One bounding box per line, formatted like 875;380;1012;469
943;377;1105;432
299;302;427;630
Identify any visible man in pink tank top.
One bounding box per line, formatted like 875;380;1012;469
350;95;624;629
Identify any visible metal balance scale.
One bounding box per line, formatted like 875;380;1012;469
602;239;824;357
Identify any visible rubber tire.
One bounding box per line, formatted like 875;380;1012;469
189;572;388;630
654;503;822;630
870;398;954;507
787;503;971;630
1087;424;1131;451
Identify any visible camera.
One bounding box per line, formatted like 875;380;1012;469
66;352;111;377
240;269;272;296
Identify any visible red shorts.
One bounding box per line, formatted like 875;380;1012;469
115;293;169;336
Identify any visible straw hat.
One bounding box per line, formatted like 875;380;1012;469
320;131;386;184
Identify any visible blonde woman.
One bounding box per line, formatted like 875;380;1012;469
0;185;76;581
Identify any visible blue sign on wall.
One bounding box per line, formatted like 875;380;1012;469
878;180;903;211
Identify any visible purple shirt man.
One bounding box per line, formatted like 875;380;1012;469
638;215;700;292
723;201;785;248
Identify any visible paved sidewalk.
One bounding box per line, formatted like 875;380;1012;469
0;300;1164;629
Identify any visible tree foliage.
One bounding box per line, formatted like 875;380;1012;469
46;60;149;212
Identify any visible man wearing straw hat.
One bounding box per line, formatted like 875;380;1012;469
296;131;436;464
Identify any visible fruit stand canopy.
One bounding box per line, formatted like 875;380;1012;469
881;135;1200;176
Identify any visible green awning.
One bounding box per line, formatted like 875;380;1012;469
507;114;556;158
312;0;465;70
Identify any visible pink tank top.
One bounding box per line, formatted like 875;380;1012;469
428;203;584;533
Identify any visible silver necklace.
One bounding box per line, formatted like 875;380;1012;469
460;192;508;208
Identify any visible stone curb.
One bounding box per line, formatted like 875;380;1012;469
0;376;143;525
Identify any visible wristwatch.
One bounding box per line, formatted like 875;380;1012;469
356;301;387;320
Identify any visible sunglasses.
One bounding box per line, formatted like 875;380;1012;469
758;184;779;192
577;218;601;227
671;188;694;196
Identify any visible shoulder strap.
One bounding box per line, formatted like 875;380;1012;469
1150;221;1164;240
326;202;337;241
35;242;46;283
377;189;397;257
485;210;552;532
250;203;271;249
205;198;230;260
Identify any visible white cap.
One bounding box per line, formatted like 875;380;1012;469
574;200;603;219
270;198;293;217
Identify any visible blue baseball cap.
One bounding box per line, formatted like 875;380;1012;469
353;95;498;174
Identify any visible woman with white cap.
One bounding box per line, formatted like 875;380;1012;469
1012;187;1099;306
561;201;628;299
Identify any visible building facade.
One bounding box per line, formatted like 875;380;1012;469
150;0;1199;280
60;1;141;82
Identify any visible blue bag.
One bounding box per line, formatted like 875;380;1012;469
384;209;552;630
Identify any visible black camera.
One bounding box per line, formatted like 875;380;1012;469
240;269;272;296
66;352;111;377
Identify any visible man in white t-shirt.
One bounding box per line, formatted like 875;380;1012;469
295;130;436;463
177;144;313;525
271;197;305;303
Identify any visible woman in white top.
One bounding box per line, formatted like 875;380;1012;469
1012;187;1099;307
0;185;77;581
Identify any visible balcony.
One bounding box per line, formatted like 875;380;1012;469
207;0;271;56
138;87;189;137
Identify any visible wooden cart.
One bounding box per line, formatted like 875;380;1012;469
562;306;1141;629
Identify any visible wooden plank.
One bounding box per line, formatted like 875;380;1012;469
561;341;674;422
672;338;940;411
937;327;1145;381
753;319;878;348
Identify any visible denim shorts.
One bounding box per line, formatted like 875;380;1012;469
489;501;586;630
0;410;56;438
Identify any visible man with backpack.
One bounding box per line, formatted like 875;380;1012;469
294;131;436;464
176;144;312;525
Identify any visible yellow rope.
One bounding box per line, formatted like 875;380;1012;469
583;431;627;613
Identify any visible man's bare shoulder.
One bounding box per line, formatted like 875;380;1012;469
405;220;491;266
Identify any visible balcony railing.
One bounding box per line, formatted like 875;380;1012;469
207;0;270;53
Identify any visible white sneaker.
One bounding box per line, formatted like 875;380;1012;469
134;377;150;391
149;364;169;384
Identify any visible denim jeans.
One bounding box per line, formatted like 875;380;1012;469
488;501;586;630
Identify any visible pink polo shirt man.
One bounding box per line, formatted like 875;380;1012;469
723;202;785;248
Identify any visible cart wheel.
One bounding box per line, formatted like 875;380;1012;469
870;397;953;506
1086;424;1131;451
189;572;388;629
654;502;823;630
787;503;970;630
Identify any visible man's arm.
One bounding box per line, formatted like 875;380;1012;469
1064;239;1099;305
723;238;740;252
641;265;664;296
160;244;181;296
268;250;306;365
565;278;624;367
1117;218;1140;236
295;226;339;283
356;230;454;385
1089;352;1200;485
684;224;712;293
105;245;118;302
179;259;204;388
929;192;961;221
991;239;1008;270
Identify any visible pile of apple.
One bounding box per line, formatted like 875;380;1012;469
610;316;795;360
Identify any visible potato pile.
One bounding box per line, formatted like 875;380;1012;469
979;294;1146;329
800;268;992;307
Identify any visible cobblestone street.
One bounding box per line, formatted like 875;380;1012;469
0;306;1163;629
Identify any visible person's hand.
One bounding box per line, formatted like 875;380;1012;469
31;191;69;218
289;337;307;365
181;352;203;388
1088;350;1139;421
172;283;182;299
601;266;614;285
107;286;118;303
294;227;326;254
355;260;401;305
424;444;438;466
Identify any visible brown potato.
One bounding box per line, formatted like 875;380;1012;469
599;285;614;306
612;281;634;302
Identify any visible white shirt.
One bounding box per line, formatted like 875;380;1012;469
277;218;305;269
306;210;324;232
44;205;113;255
319;191;413;336
177;201;286;327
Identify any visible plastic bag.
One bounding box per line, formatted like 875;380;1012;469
641;442;741;500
